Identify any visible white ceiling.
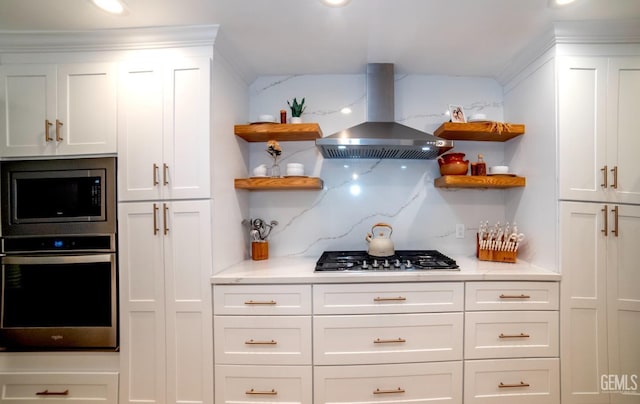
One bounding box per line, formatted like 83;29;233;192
1;0;639;82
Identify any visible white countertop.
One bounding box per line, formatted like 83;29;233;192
211;255;560;284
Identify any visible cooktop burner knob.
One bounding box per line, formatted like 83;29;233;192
405;260;413;269
362;260;369;269
383;259;390;268
394;259;401;268
372;259;380;268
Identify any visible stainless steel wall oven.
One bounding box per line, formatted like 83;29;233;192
0;157;118;351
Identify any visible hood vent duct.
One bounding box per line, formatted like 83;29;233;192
316;63;453;159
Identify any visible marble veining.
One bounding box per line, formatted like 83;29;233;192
247;73;508;259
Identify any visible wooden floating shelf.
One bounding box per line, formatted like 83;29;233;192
234;177;324;190
434;122;525;142
234;123;323;142
434;175;526;189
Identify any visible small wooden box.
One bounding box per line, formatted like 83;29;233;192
477;248;517;263
476;234;517;263
251;241;269;261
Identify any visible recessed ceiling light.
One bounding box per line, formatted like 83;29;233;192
549;0;577;7
91;0;127;14
320;0;351;7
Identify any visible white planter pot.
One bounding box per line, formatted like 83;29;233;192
290;117;302;124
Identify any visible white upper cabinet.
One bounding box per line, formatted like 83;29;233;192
559;56;640;204
117;57;211;201
0;62;117;157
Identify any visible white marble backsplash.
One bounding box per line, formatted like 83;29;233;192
246;73;511;258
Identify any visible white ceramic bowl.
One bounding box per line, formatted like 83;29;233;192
286;163;304;176
258;114;274;122
489;165;509;174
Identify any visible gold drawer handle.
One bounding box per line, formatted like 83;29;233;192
244;300;277;305
245;388;277;395
499;294;531;299
373;387;405;394
374;337;406;344
499;381;530;388
374;296;407;302
36;389;69;396
499;333;530;338
245;339;277;345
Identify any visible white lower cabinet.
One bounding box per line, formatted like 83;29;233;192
464;358;559;404
215;365;312;404
212;280;560;404
464;281;560;404
0;372;118;403
314;361;463;404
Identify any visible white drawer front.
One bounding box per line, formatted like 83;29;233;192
215;365;312;404
0;372;118;403
314;361;462;404
314;312;463;365
313;282;463;314
214;316;312;365
464;358;560;404
465;282;559;311
464;311;559;359
214;284;311;315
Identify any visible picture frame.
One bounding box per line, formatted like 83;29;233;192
449;104;466;123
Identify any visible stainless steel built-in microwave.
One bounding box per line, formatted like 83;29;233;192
0;157;116;237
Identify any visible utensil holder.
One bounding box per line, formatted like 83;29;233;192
251;241;269;261
476;234;517;263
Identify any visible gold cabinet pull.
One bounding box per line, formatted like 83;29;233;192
245;339;277;345
499;333;530;338
153;164;159;186
153;203;159;235
36;389;69;396
610;166;618;189
611;205;619;237
499;381;530;388
499;294;530;299
374;337;406;344
163;203;169;235
245;389;277;395
601;165;608;188
244;300;277;305
373;387;405;394
374;296;406;302
45;119;53;142
55;119;63;141
602;205;608;236
163;163;169;185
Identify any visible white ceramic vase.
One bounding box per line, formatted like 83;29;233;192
290;117;302;124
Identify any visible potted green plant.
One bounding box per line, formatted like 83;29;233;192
287;97;306;123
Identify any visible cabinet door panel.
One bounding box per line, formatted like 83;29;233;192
118;202;166;404
163;58;210;199
164;200;213;404
117;64;164;201
560;202;609;403
558;57;608;202
0;64;56;157
57;63;116;155
607;204;640;403
607;57;640;204
216;365;312;404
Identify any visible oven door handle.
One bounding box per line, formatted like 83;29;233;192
1;254;114;265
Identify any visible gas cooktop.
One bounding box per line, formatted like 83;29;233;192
315;250;459;272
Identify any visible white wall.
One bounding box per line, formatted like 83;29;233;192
503;51;559;272
211;48;250;273
242;73;516;259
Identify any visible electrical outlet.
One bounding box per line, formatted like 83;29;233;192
455;224;465;238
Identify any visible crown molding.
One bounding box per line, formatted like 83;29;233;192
497;18;640;86
0;25;219;53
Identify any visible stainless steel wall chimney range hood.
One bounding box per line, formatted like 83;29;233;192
316;63;453;159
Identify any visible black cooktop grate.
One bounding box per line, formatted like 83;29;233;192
315;250;459;272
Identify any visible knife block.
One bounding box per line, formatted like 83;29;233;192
476;233;517;263
251;241;269;261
